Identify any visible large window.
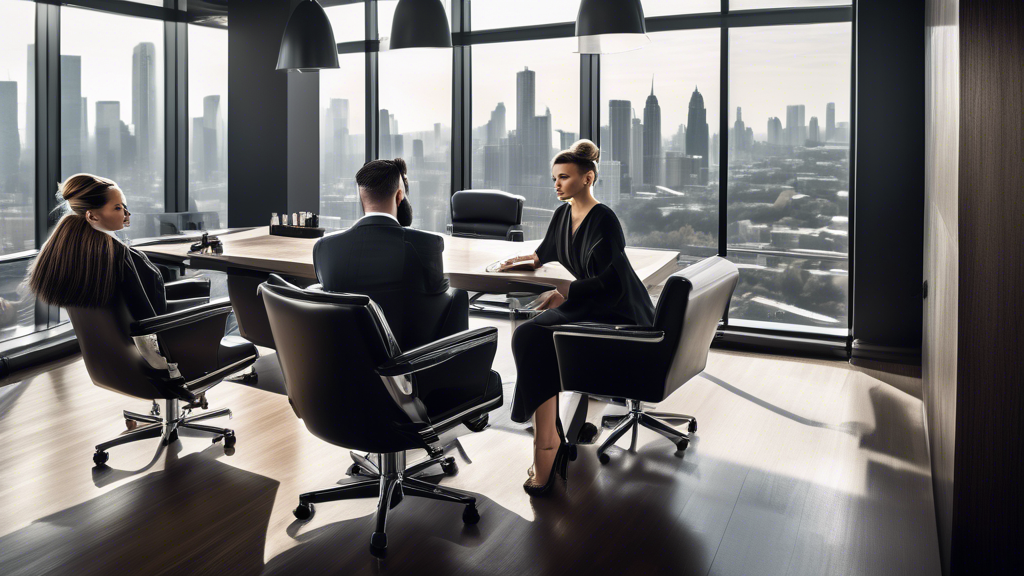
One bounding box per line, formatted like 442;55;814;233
61;7;165;238
727;22;851;335
187;24;228;230
600;29;721;263
320;53;367;230
0;0;36;256
471;37;579;240
731;1;850;9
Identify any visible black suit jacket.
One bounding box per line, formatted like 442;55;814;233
312;216;452;349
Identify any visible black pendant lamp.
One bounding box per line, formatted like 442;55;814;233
576;0;650;54
389;0;452;50
276;0;339;72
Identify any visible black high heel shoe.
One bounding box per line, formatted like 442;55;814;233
523;443;570;496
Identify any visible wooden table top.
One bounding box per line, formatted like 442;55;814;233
140;226;680;293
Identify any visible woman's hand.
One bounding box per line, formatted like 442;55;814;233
499;253;539;272
533;289;566;310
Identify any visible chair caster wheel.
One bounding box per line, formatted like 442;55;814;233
462;504;480;525
370;532;388;557
688;419;698;433
224;446;236;456
222;432;236;448
676;438;690;452
575;422;598;445
347;463;362;476
125;418;138;431
598;452;610;465
93;450;109;466
465;413;489;432
441;457;458;476
293;502;315;521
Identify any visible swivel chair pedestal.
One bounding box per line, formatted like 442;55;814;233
95;398;235;465
595;400;697;464
294;451;479;557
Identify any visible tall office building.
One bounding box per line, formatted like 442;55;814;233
785;104;806;146
202;95;225;183
80;98;91;173
323;98;349;184
642;81;661;187
630;117;644;190
95;101;121;177
556;130;576;151
26;46;34;152
767;117;783;144
412;139;424;164
665;152;701;189
487;103;506;146
516;67;536;147
670;124;686;154
608;99;632;184
132;42;158;175
378;108;392;158
809;116;820;143
532;107;552;176
0;82;20;194
733;107;747;154
596;160;621;208
685;86;709;181
60;55;82;179
826;102;836;142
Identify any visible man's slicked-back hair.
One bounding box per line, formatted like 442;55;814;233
356;158;408;204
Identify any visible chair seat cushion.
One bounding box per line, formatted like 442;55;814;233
451;222;515;240
218;335;259;368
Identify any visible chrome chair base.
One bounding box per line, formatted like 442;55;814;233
596;400;697;464
93;398;234;466
294;451;479;558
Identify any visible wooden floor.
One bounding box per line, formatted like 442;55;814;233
0;317;942;576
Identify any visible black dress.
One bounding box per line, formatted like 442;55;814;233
117;242;167;320
509;202;655;423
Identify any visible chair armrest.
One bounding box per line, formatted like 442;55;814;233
130;298;233;336
507;227;524;242
551;323;665;342
377;327;498;377
165;276;211;300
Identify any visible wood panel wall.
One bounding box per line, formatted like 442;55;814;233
952;0;1024;573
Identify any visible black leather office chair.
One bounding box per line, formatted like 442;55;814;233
67;297;259;466
551;256;739;463
164;275;212;311
260;275;502;557
450;189;525;242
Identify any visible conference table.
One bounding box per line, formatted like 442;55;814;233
139;226;681;295
140;226;680;441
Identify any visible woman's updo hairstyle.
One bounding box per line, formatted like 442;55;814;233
552;139;600;183
58;173;118;219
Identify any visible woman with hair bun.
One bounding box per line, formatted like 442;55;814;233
501;139;656;496
29;173;168;320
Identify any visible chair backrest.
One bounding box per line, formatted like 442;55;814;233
66;298;174;401
259;280;431;454
450;189;525;241
226;267;277;348
653;256;739;398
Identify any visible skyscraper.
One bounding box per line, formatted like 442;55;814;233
733;107;747;154
685;86;709;181
826;102;836;142
642;80;661;187
60;55;82;179
323;98;349;184
378;108;392;158
132;42;158;174
95;101;121;177
767;117;783;145
785;104;806;146
809;116;820;143
516;67;536;147
608;99;632;183
488;103;506;146
630;116;644;189
202;95;224;183
412;139;424;164
0;82;20;194
596;160;621;208
556;130;577;151
26;46;34;152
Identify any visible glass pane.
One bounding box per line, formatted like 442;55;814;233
379;1;450;43
325;2;365;43
62;7;165;240
378;48;451;233
188;24;228;230
730;1;850;10
600;29;720;260
320;53;366;230
728;22;851;333
0;258;36;342
643;0;721;17
471;37;579;240
0;0;36;255
470;0;578;30
728;253;848;336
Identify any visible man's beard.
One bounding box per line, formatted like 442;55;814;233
397;197;413;227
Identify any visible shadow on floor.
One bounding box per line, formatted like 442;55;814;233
0;451;278;576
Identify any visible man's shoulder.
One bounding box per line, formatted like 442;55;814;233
402;227;444;251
